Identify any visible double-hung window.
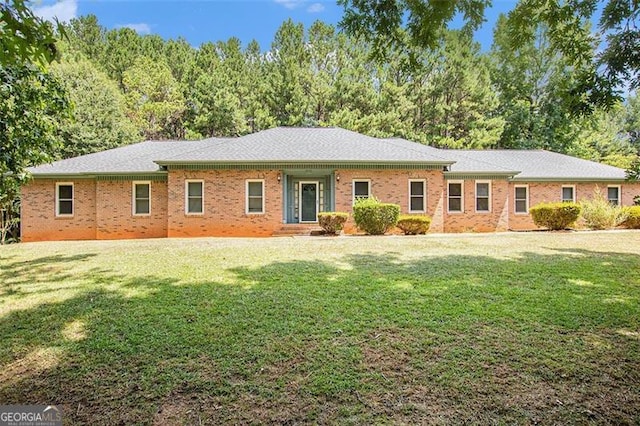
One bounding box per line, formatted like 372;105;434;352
246;180;265;214
56;183;74;217
561;186;575;203
514;185;528;214
448;181;463;213
607;186;620;205
133;181;151;215
185;180;204;214
475;181;491;212
352;180;370;203
408;179;426;213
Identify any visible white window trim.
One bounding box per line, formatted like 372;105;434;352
185;179;204;215
447;180;464;213
475;180;491;213
408;179;426;213
514;184;529;214
55;182;74;217
246;179;265;215
561;185;576;203
352;179;371;204
607;185;621;205
132;181;151;216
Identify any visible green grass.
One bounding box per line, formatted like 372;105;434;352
1;232;639;424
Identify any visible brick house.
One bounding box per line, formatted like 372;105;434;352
21;127;640;241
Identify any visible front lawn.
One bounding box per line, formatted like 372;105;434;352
1;232;639;424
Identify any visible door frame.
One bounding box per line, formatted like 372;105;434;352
299;181;319;223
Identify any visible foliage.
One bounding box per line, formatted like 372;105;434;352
396;214;431;235
622;206;640;229
352;197;400;235
52;57;140;157
122;57;186;140
0;0;61;66
317;212;349;235
580;188;628;230
0;63;70;198
634;195;640;206
338;0;632;112
529;202;582;230
0;191;20;244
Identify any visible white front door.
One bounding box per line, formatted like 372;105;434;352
299;181;319;223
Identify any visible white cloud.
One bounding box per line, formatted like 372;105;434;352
274;0;305;10
33;0;77;23
307;3;325;13
117;23;152;35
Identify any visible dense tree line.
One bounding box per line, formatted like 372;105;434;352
54;14;638;170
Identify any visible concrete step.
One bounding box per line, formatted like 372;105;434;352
272;224;324;236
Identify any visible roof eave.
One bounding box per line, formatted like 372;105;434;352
510;176;628;182
29;171;168;179
154;160;455;166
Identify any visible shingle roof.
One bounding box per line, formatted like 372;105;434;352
27;139;227;175
447;149;627;180
27;126;628;181
156;127;453;164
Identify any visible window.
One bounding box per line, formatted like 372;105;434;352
514;185;528;214
561;186;575;203
185;180;204;214
246;180;264;214
133;182;151;215
475;181;491;212
56;183;74;216
448;181;463;213
607;185;620;205
352;180;370;203
408;179;426;212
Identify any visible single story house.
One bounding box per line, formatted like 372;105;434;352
21;126;640;241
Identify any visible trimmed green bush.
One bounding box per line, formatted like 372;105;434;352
352;197;400;235
580;189;627;230
317;212;349;234
529;202;581;230
622;206;640;229
396;215;431;235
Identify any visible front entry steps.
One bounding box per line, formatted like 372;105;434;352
272;224;324;237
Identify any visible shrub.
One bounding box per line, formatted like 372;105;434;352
622;206;640;229
352;197;400;235
317;212;349;235
529;202;581;230
580;188;627;230
396;215;431;235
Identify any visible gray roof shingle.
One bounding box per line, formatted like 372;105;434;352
156;127;453;164
27;126;628;181
446;149;627;180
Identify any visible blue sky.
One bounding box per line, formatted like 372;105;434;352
33;0;520;51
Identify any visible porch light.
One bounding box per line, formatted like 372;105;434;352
277;173;281;182
336;174;340;182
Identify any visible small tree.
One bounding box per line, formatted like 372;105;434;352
580;188;627;230
529;202;581;230
352;197;400;235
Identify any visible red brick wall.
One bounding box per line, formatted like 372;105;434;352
167;169;283;237
21;179;97;242
508;181;640;230
442;179;510;233
333;169;444;233
95;180;168;239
